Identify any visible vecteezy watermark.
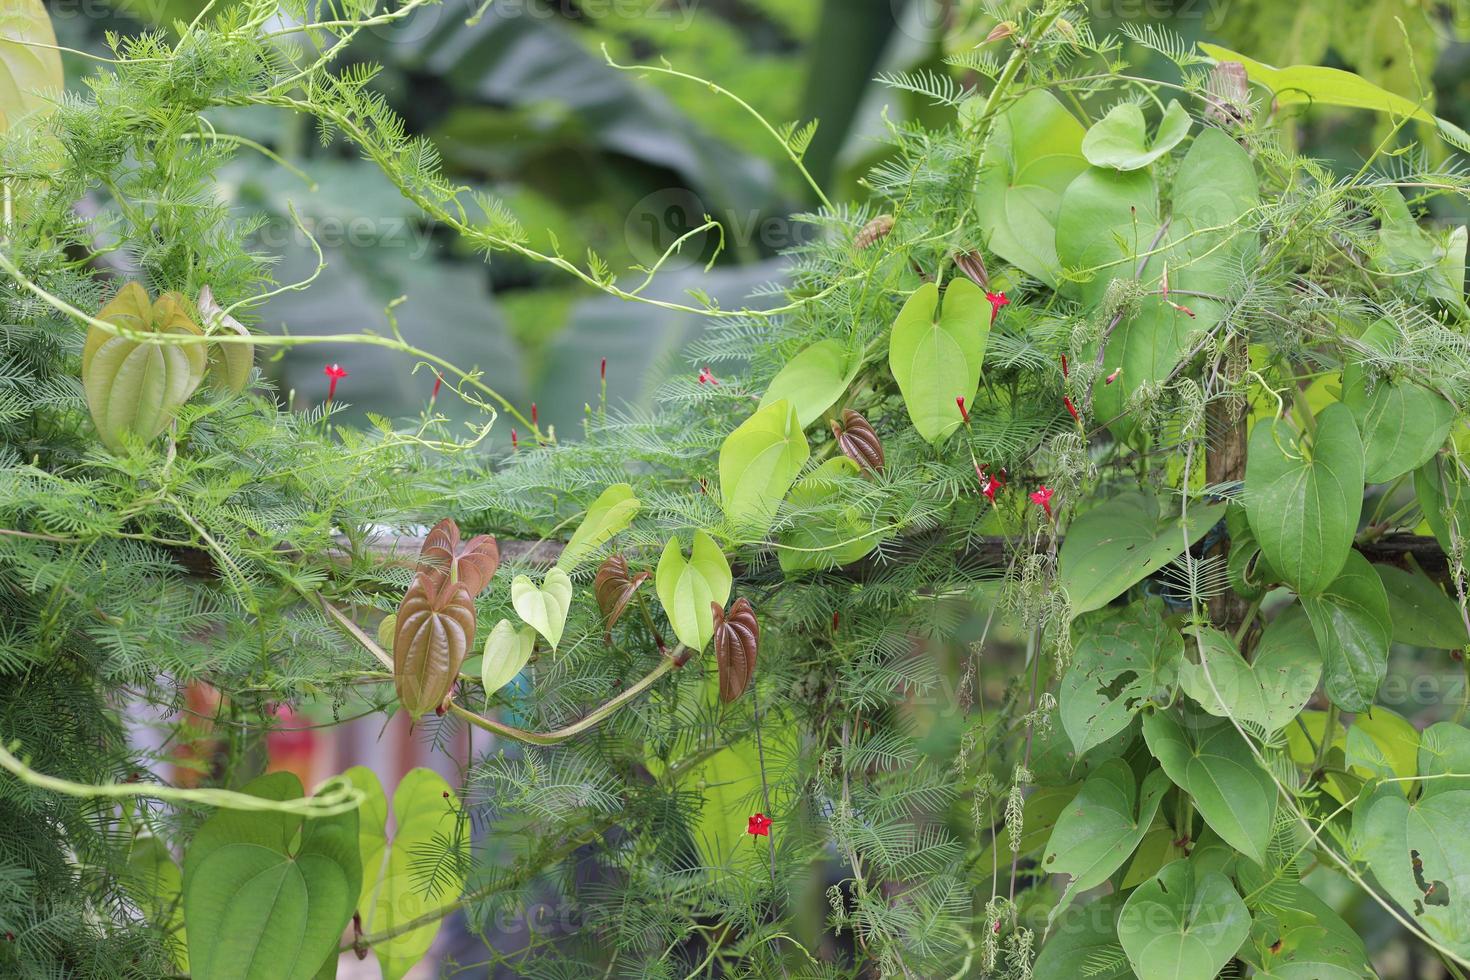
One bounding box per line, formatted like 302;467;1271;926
254;213;437;260
624;189;815;272
893;0;1232;45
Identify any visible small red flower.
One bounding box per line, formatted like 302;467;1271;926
531;402;538;426
832;611;840;632
431;373;443;401
747;812;772;837
600;357;607;381
511;428;519;450
956;396;970;424
985;290;1009;325
1064;396;1079;422
698;366;719;385
1059;354;1069;378
1029;484;1054;519
323;363;348;402
976;464;1004;503
1105;367;1122;385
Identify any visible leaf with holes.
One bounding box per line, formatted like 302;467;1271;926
1118;857;1251;980
759;340;858;428
182;772;359;980
1061;601;1181;755
712;597;758;701
480;618;536;695
718;399;809;538
1354;781;1470;960
1301;550;1391;712
1179;616;1320;732
511;567;573;650
1142;710;1276;866
1042;760;1169;915
887;280;988;443
830;409;884;474
655;531;732;652
1244;404;1365;596
557;483;639;570
82;283;208;453
1057;492;1225;613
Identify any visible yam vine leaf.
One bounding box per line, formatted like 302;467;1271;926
830;408;884;473
655;531;732;651
886;279;988;443
711;597;758;702
718;399;809;537
557;483;639;570
758;340;857;428
1061;601;1181;755
593;554;650;641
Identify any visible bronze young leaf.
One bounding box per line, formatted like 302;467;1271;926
420;518;500;597
594;554;651;643
712;598;758;702
831;409;884;474
393;520;495;715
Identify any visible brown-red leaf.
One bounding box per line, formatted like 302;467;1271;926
712;597;758;702
831;409;884;474
419;518;499;598
593;554;651;643
393;573;476;716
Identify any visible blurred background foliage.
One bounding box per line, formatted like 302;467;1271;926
51;0;1470;444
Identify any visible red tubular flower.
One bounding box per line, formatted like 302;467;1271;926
1105;367;1122;385
976;464;1003;504
511;428;519;450
1064;396;1079;422
1029;484;1054;519
1060;354;1069;378
698;366;719;385
747;813;772;837
956;396;970;424
323;363;347;402
985;290;1009;325
431;374;443;401
600;357;607;381
531;402;538;426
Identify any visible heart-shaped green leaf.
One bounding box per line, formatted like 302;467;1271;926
1055;165;1160;308
1042;760;1170;912
557;483;639;570
0;0;62;135
356;769;468;980
758;339;857;428
1061;601;1181;755
972;89;1089;285
1118;857;1251;980
1032;895;1130;979
777;457;883;572
1142;710;1277;866
1354;781;1470;960
1419;722;1470;799
183;772;360;980
887;279;988;443
1344;319;1454;484
1057;492;1225;613
1244;403;1365;596
1300;550;1391;712
1375;563;1467;650
718;399;809;538
1415;455;1470;556
655;531;732;652
1082;99;1191;171
511;567;573;650
481;618;535;694
82;283;208;453
340;766;388;915
1179;616;1320;732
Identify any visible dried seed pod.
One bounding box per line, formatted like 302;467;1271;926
831;409;884;474
197;285;254;394
393;573;475;716
712;598;758;702
593;554;650;642
854;214;894;249
82;283;207;452
419;518;499;598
